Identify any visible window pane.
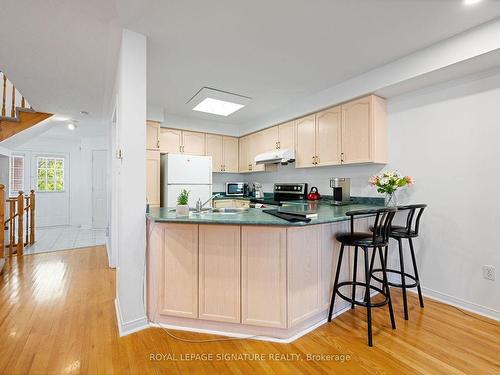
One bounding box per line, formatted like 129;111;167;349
38;158;46;168
47;159;55;169
38;180;46;191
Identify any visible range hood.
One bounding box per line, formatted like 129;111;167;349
255;148;295;165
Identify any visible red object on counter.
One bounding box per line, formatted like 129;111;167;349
307;186;321;201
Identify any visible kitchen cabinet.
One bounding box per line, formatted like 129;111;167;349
241;226;287;328
146;150;161;207
287;226;322;326
238;135;251;172
316;106;342;166
278;121;295;150
146;121;160;150
341;95;387;164
159;224;199;319
182;131;205;155
295;114;316;168
160;128;205;155
206;134;239;173
159;128;182;153
213;199;250;209
199;225;241;323
222;136;239;172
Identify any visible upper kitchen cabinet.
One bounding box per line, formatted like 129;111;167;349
206;134;239;173
160;128;205;155
146;121;161;151
278;121;295;150
182;131;206;155
258;126;279;152
222;136;239;173
341;95;387;164
238;135;250;172
146;150;161;207
160;128;182;153
316;106;342;166
295;114;316;168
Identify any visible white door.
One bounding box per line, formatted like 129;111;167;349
92;150;108;229
32;154;70;227
167;185;211;208
165;154;212;184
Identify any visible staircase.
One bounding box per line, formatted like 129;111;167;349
0;71;52;142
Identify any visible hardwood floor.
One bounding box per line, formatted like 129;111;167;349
0;246;498;374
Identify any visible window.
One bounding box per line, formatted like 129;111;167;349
9;154;24;196
37;157;64;192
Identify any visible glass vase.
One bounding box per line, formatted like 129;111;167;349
385;192;398;207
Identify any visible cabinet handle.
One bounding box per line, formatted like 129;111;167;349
316;156;320;165
312;156;316;165
179;145;182;152
341;152;344;163
157;140;160;149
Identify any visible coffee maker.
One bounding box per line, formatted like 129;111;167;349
330;177;351;205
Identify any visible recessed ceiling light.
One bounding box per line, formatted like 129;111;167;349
463;0;482;6
80;110;89;116
187;87;251;117
67;123;77;130
193;98;245;116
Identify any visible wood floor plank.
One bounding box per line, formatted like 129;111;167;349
0;246;498;375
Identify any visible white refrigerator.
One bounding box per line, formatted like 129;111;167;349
161;154;212;208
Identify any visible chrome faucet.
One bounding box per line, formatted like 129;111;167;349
195;193;222;213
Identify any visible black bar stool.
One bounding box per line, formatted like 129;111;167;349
370;204;427;320
328;207;397;347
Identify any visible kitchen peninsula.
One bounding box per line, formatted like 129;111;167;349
146;201;382;341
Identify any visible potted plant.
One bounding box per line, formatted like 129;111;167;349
369;170;414;206
176;189;190;216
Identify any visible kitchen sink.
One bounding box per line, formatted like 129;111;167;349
194;207;249;215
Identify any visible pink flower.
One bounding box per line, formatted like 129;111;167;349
369;175;378;186
405;176;414;185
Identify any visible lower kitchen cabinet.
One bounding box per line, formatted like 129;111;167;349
199;225;241;323
287;226;322;326
241;226;287;328
160;224;199;319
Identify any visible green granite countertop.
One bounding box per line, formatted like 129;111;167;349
146;202;382;227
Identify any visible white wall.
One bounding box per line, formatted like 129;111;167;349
237;72;500;316
112;29;148;334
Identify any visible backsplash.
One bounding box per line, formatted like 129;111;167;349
213;162;388;198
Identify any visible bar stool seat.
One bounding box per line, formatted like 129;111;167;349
369;225;418;238
336;232;387;246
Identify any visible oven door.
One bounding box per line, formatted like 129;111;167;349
226;182;246;196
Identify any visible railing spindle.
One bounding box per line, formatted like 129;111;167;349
11;85;16;118
17;191;24;256
9;200;15;255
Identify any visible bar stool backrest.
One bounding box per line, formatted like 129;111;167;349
397;204;427;236
346;207;397;245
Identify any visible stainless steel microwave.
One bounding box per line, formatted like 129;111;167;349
225;182;248;196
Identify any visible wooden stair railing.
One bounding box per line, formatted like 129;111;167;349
0;71;52;142
2;188;36;257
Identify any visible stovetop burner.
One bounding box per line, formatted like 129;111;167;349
250;183;308;207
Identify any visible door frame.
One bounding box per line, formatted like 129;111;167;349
91;149;108;229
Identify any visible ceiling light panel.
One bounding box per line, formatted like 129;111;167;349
187;87;251;117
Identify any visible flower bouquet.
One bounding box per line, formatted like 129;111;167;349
369;170;414;206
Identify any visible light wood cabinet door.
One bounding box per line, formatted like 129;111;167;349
295;114;316;168
287;226;322;327
241;226;287;328
182;131;205;155
206;134;223;172
222;136;238;172
259;126;279;151
278;121;295;150
341;96;371;164
248;132;265;172
160;128;182;154
199;225;241;323
316;106;342;166
160;224;199;319
234;200;250;208
146;150;161;206
213;199;235;208
146;121;160;150
238;136;251;172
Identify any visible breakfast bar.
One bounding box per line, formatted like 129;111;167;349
146;202;382;341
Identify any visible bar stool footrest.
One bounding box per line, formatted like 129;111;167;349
371;268;419;288
336;281;389;308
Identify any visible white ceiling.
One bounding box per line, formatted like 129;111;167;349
1;0;500;137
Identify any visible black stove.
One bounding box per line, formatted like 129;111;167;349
250;183;308;208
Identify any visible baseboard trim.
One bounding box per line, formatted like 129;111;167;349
386;274;499;321
413;287;500;322
150;304;353;344
114;298;149;337
105;236;115;268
